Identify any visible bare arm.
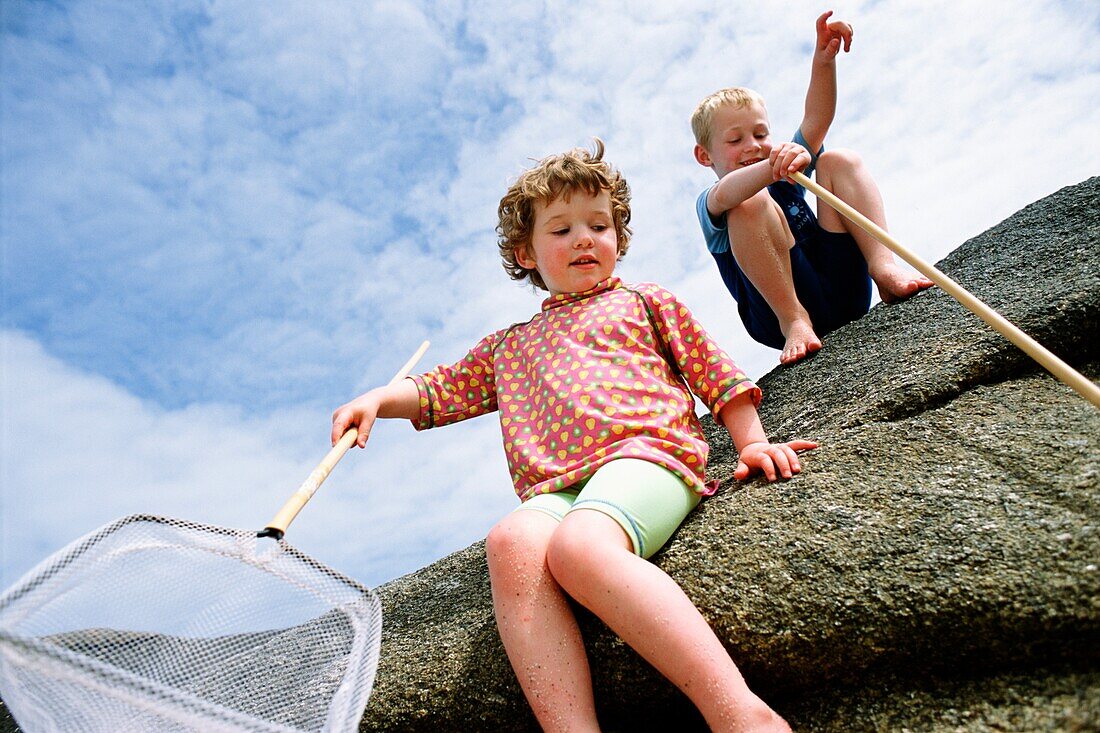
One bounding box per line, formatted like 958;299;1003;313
707;140;814;216
800;11;853;155
706;161;775;216
331;377;421;448
718;392;818;481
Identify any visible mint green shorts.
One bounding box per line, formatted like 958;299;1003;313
516;459;702;559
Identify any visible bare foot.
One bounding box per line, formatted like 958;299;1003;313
779;317;822;365
872;263;934;304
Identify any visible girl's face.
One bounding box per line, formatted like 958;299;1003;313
517;189;619;295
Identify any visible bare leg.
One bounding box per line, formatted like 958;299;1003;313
485;510;600;732
814;149;934;303
547;510;791;732
727;190;822;364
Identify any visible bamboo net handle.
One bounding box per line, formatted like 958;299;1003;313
259;340;431;539
790;171;1099;408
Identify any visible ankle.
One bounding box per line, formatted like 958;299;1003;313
777;310;814;336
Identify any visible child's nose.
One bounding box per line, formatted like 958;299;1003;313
574;229;595;247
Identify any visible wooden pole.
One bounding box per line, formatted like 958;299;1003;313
259;340;431;539
791;171;1098;408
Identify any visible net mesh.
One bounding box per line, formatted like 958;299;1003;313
0;514;382;732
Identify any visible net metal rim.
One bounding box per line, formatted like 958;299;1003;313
0;630;302;733
0;514;383;733
0;514;378;615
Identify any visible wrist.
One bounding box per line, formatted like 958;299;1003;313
374;378;421;420
736;438;770;453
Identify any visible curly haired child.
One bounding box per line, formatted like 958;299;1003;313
332;139;815;731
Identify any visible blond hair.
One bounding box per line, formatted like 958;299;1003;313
496;138;631;291
691;87;767;149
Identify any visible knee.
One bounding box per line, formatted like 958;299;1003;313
725;189;777;227
544;521;592;591
486;514;544;571
816;148;864;177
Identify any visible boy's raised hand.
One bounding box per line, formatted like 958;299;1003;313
735;439;819;482
815;10;853;59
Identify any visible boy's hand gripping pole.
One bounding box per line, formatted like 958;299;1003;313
790;171;1099;409
258;340;431;540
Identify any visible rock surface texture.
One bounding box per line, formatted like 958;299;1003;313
1;178;1097;731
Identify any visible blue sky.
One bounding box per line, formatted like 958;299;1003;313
3;0;1098;590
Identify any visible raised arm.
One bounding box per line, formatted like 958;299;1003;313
800;10;853;155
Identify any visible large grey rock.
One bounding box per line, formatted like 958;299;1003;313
357;177;1100;732
1;178;1097;732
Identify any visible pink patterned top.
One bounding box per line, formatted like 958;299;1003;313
410;277;761;501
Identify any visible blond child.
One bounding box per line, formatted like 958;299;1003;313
692;10;933;365
332;140;815;732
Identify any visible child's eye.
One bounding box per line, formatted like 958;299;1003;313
553;228;569;236
729;138;741;144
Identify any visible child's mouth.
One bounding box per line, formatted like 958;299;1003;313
740;158;764;167
571;257;599;268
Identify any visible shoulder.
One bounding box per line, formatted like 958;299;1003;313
696;185;725;229
625;281;665;298
696;185;731;253
498;314;538;342
695;185;713;212
624;281;686;310
472;318;533;355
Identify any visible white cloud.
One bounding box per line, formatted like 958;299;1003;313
0;330;514;589
3;0;1098;590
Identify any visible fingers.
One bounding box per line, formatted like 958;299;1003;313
769;147;788;179
835;23;853;52
769;145;810;181
331;410;349;446
739;440;819;482
331;407;367;448
818;12;853;55
759;452;778;482
771;440;818;477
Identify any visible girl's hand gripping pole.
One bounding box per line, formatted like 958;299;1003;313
258;340;431;540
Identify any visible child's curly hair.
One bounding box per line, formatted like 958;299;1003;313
497;138;632;291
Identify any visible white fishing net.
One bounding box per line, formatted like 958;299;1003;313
0;514;382;732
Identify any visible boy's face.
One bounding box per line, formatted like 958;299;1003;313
694;102;772;179
516;189;619;295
